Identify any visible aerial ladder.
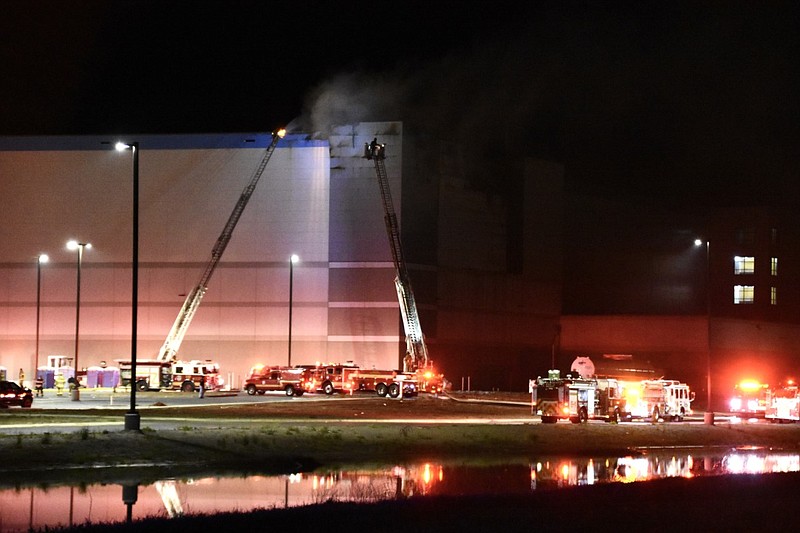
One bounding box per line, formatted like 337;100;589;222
363;138;429;373
156;128;286;362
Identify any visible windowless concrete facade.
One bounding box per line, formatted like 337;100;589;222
0;126;403;387
0;121;568;390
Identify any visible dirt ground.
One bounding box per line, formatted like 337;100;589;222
5;391;800;531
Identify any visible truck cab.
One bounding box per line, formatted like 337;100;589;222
303;362;359;395
532;370;596;423
244;365;306;397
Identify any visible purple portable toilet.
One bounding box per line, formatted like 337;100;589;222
86;366;103;388
38;367;55;388
103;367;120;388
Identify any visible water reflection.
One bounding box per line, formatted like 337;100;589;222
2;450;797;532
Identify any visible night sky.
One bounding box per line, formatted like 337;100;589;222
2;1;799;207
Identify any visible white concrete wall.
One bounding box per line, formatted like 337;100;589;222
0;134;354;384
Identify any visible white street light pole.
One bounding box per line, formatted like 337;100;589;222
66;240;91;401
35;253;49;383
116;141;141;431
695;238;714;425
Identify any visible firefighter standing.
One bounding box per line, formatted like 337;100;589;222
34;375;44;397
55;373;66;396
199;375;206;399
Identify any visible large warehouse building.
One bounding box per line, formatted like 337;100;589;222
3;121;800;405
0;121;561;391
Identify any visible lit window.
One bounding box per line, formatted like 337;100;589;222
734;256;755;274
771;257;778;276
771;287;777;305
734;285;755;304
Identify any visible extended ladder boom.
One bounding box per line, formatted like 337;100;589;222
364;139;429;372
157;129;286;361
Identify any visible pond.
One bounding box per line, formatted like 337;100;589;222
2;448;797;532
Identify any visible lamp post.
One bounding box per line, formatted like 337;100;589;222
66;240;91;401
116;141;141;431
695;238;714;425
35;254;49;382
288;254;299;366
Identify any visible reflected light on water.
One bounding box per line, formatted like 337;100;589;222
1;450;798;532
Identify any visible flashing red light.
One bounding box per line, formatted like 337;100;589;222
737;379;765;392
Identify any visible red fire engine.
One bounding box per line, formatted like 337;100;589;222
301;362;360;395
729;379;768;416
244;365;307;397
765;381;800;422
299;362;420;398
351;369;418;398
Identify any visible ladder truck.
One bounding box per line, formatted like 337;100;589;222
364;139;446;393
118;128;286;392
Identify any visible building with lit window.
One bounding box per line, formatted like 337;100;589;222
1;124;799;405
561;200;800;407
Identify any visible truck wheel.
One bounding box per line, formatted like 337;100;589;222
322;381;335;395
295;390;304;397
182;381;194;393
136;380;149;392
246;384;257;396
285;385;295;397
388;383;401;398
541;416;557;424
570;416;580;424
376;383;388;397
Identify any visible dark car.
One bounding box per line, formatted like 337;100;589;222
0;380;33;408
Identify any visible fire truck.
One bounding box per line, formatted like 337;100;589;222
351;368;418;398
364;138;448;394
302;362;360;395
765;382;800;422
116;359;221;392
117;360;169;391
530;370;630;423
244;365;306;397
531;371;594;423
415;365;449;395
627;379;694;422
170;360;222;392
729;379;769;416
299;362;418;398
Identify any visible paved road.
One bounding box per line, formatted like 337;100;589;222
1;387;753;435
0;388;362;433
19;387;302;409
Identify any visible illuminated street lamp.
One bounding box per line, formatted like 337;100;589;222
66;240;91;400
35;253;49;380
288;254;299;366
695;238;714;425
116;141;141;431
